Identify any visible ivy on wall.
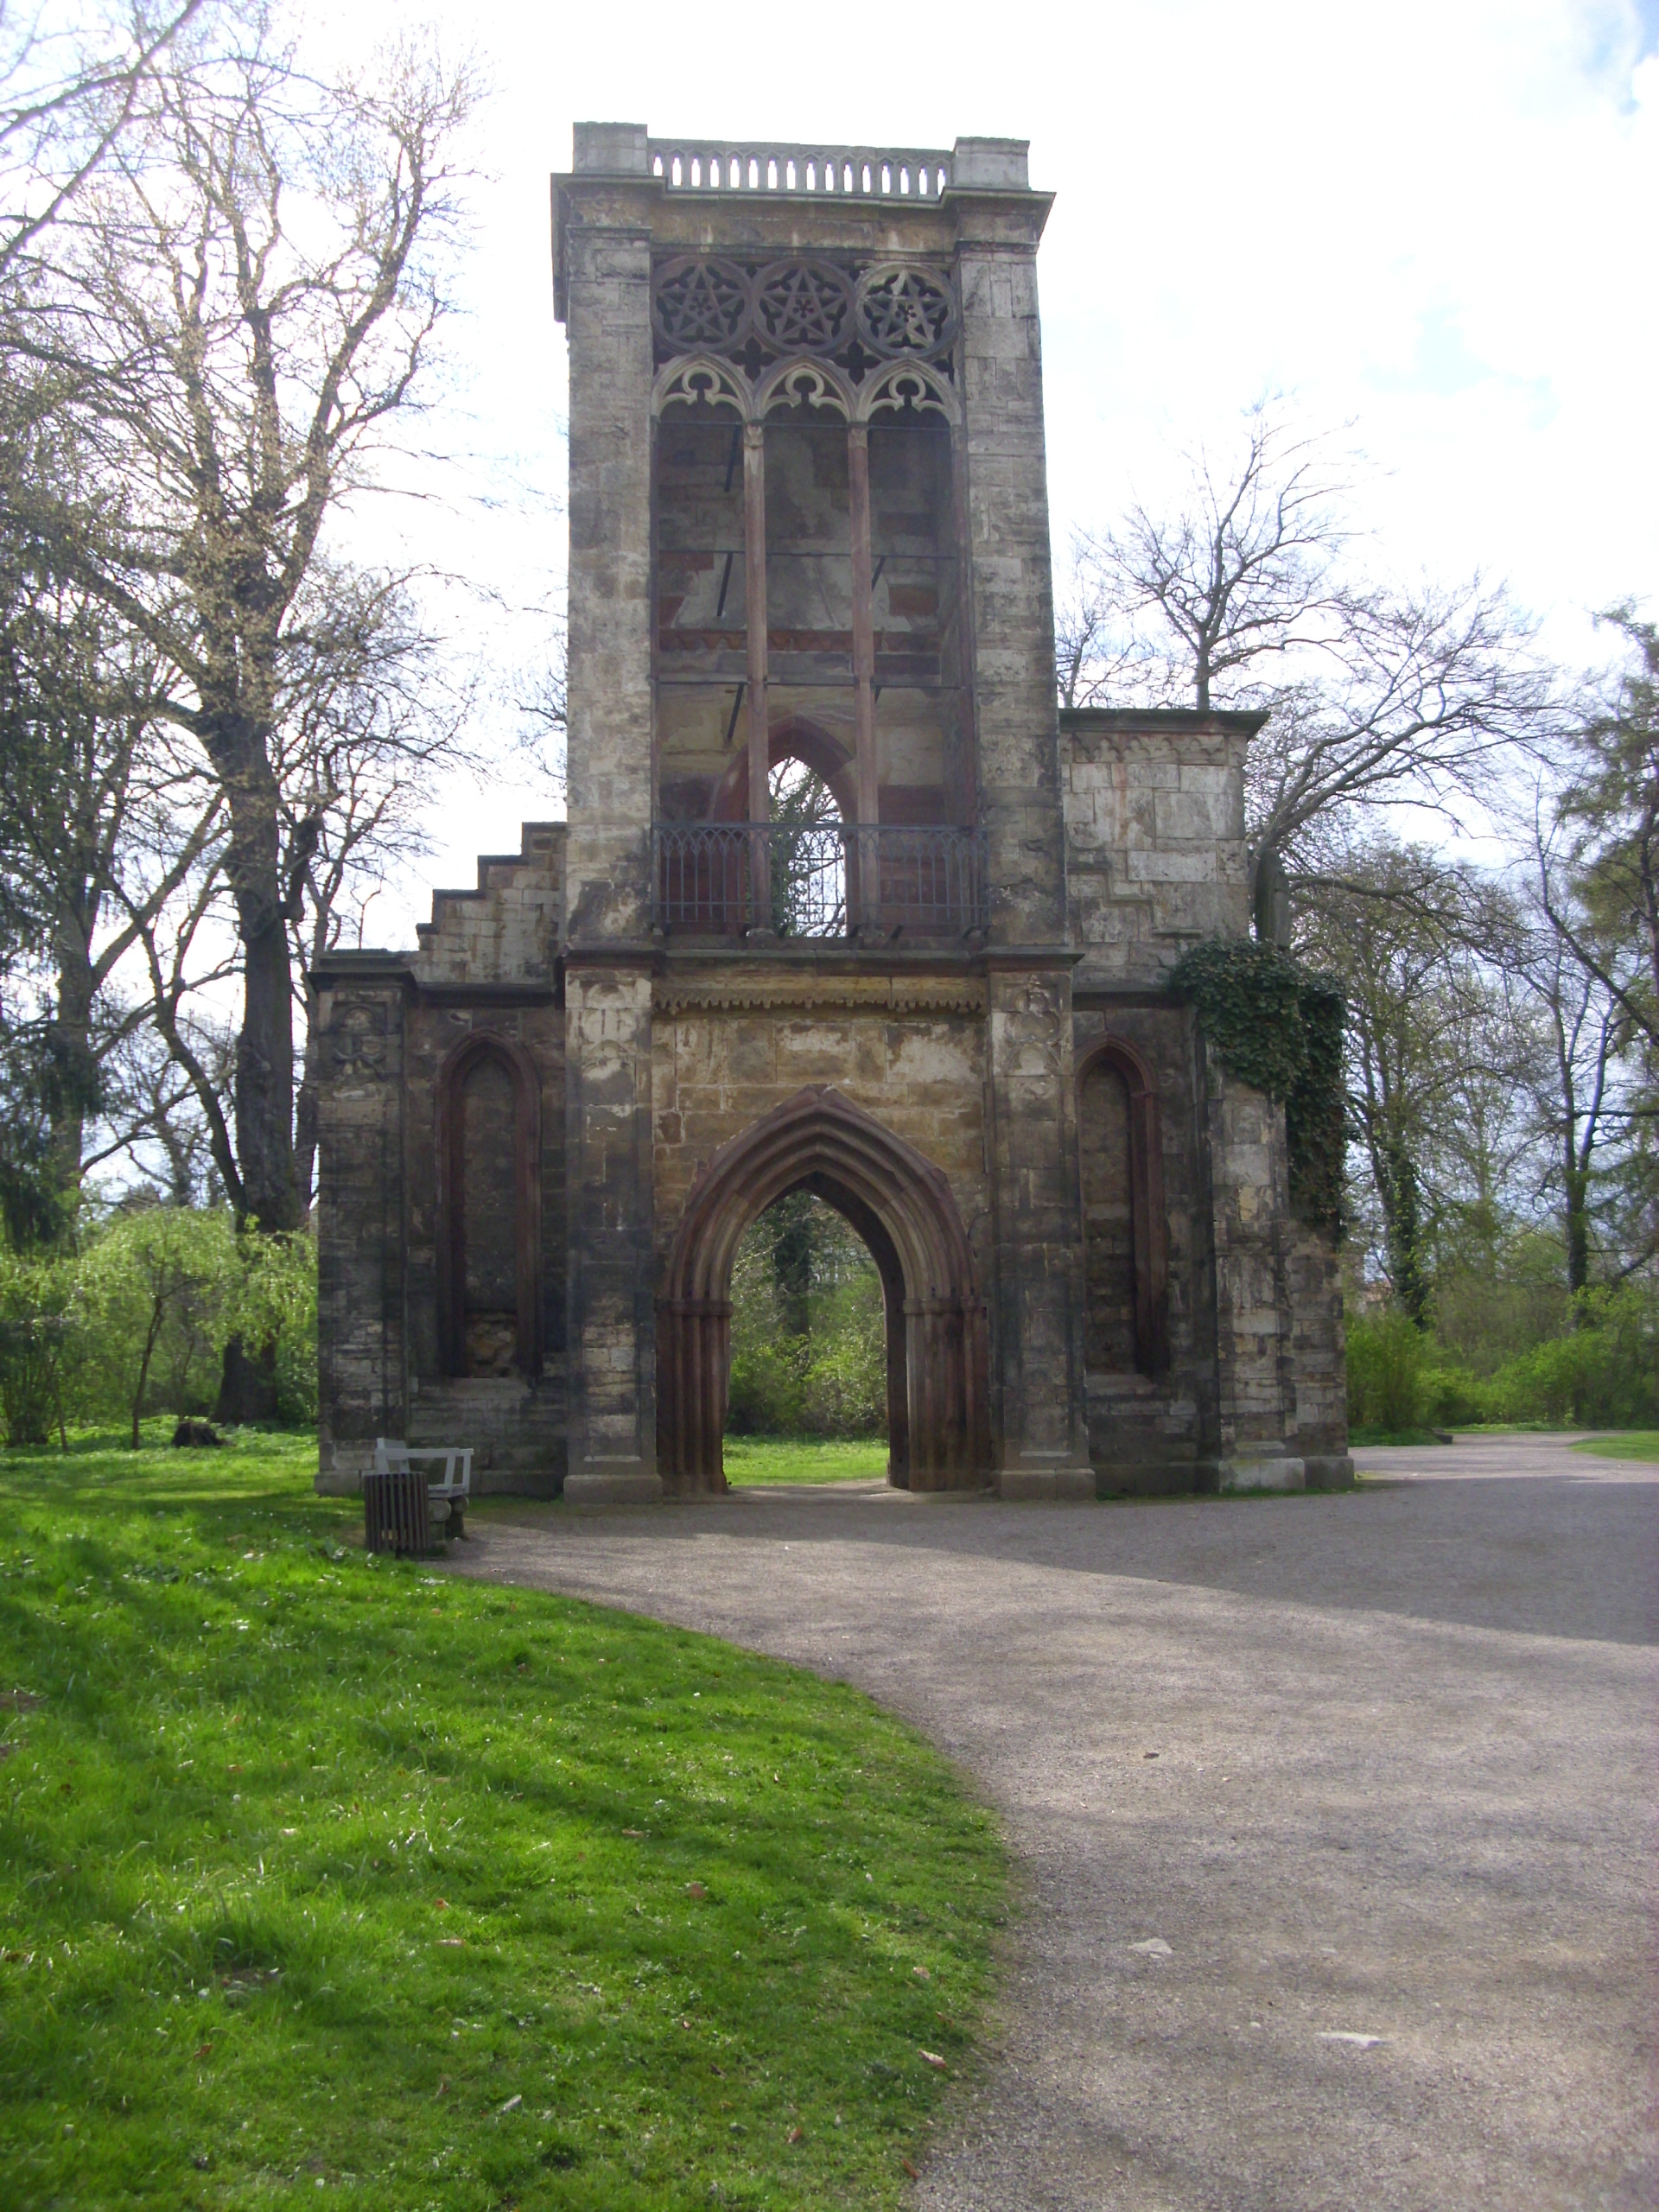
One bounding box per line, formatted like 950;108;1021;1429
1169;940;1347;1234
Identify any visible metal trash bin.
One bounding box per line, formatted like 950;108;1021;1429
364;1466;431;1555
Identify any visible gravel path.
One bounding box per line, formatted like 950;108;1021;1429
449;1435;1656;2210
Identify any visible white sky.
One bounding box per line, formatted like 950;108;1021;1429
312;0;1659;944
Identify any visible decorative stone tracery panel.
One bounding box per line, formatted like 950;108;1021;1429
652;257;750;353
652;255;957;365
855;264;957;357
752;260;855;353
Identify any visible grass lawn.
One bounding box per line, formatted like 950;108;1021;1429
1571;1432;1659;1462
721;1438;889;1487
0;1427;1006;2209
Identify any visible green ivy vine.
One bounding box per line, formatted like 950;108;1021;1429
1169;938;1347;1234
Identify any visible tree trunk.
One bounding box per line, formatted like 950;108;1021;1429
294;981;320;1216
771;1196;813;1340
1376;1131;1433;1330
49;929;98;1197
213;715;298;1422
215;1334;279;1427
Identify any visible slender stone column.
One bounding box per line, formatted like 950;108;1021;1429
847;423;879;828
558;125;662;1503
952;141;1093;1497
743;422;770;822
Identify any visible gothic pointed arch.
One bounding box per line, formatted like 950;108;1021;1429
435;1033;543;1379
709;715;857;823
658;1086;989;1494
1076;1035;1169;1375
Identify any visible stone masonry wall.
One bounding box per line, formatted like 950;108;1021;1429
652;979;988;1291
1062;709;1255;989
315;969;408;1489
1071;1000;1216;1487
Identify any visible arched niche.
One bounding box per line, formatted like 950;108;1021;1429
436;1033;543;1380
1077;1036;1170;1376
658;1086;988;1494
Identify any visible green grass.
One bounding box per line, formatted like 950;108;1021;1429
0;1427;1006;2209
1348;1425;1452;1447
721;1438;889;1487
1572;1431;1659;1462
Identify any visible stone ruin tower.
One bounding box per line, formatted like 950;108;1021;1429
313;125;1352;1503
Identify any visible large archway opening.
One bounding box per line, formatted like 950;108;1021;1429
657;1087;988;1494
724;1185;895;1476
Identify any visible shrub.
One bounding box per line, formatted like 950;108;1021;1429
1418;1362;1493;1427
1485;1284;1659;1428
73;1208;238;1444
1345;1307;1428;1432
0;1254;76;1446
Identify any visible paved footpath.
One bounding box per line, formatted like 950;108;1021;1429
451;1436;1656;2211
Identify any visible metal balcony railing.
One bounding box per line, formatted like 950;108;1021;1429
653;822;986;941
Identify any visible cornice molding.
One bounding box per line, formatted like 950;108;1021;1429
655;973;985;1017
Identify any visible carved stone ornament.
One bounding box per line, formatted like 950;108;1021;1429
863;362;953;422
751;259;855;353
329;997;389;1077
655;974;984;1016
652;257;750;352
856;264;957;358
755;359;852;419
652;256;957;366
654;356;748;416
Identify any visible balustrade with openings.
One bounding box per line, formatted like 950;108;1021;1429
648;142;952;201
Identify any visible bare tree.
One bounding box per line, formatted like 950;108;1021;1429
0;0;205;273
279;563;472;1208
1543;609;1659;1065
1295;838;1533;1325
1077;402;1353;713
20;13;478;1280
1064;402;1555;933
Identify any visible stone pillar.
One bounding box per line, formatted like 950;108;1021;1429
314;965;409;1495
558;124;661;1503
953;143;1092;1497
983;962;1094;1497
1204;1051;1304;1491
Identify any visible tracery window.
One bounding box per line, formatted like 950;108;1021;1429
651;256;969;874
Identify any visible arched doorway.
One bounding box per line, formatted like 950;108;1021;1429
658;1086;989;1494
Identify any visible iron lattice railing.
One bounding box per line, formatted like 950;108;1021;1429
653;823;986;940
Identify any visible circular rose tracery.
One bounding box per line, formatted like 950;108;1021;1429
751;261;855;353
652;257;957;365
652;257;750;352
855;265;957;359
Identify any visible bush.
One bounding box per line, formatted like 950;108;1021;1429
1345;1307;1430;1432
0;1210;320;1446
0;1254;76;1446
73;1207;238;1444
726;1198;886;1440
1418;1362;1493;1427
1484;1285;1659;1428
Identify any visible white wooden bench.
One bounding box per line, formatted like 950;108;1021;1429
373;1439;474;1538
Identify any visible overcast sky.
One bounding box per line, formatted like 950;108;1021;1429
320;0;1659;942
